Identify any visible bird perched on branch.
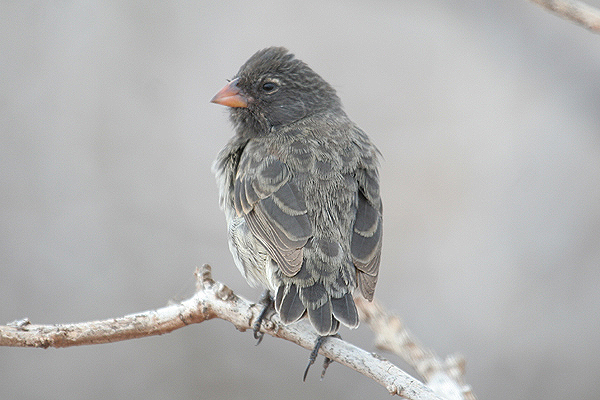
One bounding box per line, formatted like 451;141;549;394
211;47;382;376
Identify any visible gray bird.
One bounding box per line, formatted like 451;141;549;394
211;47;382;344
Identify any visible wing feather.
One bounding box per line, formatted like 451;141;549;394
234;157;312;276
351;169;383;299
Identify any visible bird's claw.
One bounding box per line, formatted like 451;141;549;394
321;356;334;380
303;334;340;381
253;321;265;345
253;290;272;345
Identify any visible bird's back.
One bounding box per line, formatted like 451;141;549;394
216;112;382;335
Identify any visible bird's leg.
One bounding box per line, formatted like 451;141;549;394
303;334;341;381
253;290;272;345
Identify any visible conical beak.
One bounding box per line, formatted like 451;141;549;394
210;78;248;108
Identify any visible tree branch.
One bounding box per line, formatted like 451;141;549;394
1;264;469;399
528;0;600;33
356;298;476;400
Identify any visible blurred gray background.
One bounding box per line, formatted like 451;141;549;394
2;1;600;399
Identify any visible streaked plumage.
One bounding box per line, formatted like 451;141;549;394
212;47;382;336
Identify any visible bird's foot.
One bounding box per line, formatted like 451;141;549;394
303;334;341;381
253;290;273;345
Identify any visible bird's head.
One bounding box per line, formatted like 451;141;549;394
211;47;342;136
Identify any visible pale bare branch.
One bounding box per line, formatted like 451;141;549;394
356;298;477;400
1;265;449;400
528;0;600;33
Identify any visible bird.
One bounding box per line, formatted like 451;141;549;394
210;47;382;375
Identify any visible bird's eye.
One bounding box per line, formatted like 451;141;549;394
262;82;278;93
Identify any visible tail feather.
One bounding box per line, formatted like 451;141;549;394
278;284;305;324
276;281;359;335
299;281;328;308
331;293;359;328
307;300;333;335
330;318;340;334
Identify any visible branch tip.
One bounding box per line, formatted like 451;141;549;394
195;264;214;290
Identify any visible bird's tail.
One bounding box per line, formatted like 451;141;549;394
275;282;359;335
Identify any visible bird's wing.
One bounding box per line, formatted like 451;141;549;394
351;167;382;300
234;156;312;276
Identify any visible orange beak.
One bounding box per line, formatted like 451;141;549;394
210;78;248;108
